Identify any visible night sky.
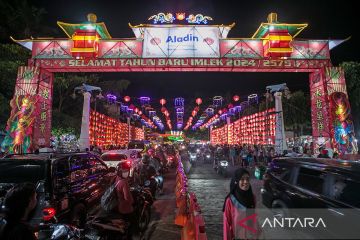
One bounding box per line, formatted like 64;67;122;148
30;0;358;103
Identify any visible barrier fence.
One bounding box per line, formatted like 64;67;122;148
175;157;207;240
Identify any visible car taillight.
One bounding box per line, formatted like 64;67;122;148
263;173;270;181
42;207;56;221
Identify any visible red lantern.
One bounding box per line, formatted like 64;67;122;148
160;98;166;106
195;98;202;105
124;96;130;102
218;110;223;114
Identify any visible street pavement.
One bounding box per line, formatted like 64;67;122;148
145;168;182;240
186;157;264;240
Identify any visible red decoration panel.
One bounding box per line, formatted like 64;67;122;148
210;109;276;145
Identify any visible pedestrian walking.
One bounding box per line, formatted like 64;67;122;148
223;168;260;240
229;146;236;166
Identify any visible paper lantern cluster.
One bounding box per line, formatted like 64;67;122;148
175;97;185;130
90;110;144;148
210;108;276;145
160;99;172;130
184;98;202;130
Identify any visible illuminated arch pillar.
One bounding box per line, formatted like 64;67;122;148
1;66;54;153
310;67;358;155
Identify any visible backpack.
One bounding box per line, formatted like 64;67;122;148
101;179;120;212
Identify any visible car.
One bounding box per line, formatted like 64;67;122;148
165;145;178;167
100;149;142;179
0;152;112;235
127;140;149;152
261;157;360;237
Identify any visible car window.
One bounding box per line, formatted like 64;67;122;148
53;159;70;193
88;156;108;174
270;163;292;183
0;160;46;184
102;154;127;161
296;167;325;194
70;156;89;181
327;174;360;208
54;159;69;178
128;142;144;150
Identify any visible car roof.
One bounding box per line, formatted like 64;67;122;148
101;149;140;156
1;152;96;161
273;157;360;174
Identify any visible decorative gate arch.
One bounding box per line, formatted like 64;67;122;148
3;12;357;155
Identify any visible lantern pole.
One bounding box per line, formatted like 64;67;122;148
73;84;102;151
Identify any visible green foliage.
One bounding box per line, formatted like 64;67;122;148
0;0;48;41
341;61;360;131
51;126;77;138
282;91;311;136
0;44;30;130
53;73;100;112
341;62;360;110
52;110;81;136
185;128;209;141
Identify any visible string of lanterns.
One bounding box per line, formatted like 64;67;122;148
184;98;202;130
104;93;262;132
89;110;144;148
210;108;276;145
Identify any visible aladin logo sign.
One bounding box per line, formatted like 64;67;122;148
166;34;199;43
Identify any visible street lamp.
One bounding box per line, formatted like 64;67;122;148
73;83;102;151
265;83;290;155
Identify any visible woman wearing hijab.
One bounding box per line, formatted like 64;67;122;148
223;168;260;240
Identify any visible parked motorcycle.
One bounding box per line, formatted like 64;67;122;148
130;184;153;232
218;160;229;177
189;152;197;166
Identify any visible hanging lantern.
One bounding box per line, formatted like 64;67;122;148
124;96;131;102
160;98;166;106
233;95;240;102
195;98;202;105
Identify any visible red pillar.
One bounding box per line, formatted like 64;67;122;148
2;66;54;153
324;67;358;154
310;67;357;155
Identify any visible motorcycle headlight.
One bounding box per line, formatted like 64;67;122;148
206;155;210;158
220;161;228;166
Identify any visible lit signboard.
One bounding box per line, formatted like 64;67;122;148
142;26;221;58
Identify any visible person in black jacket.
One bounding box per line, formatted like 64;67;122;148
1;182;37;240
139;154;157;197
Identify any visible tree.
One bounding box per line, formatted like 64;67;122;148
340;62;360;132
0;43;30;129
53;73;100;112
98;79;131;118
282;91;312;136
0;0;49;41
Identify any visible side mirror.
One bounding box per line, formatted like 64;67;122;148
109;167;116;173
